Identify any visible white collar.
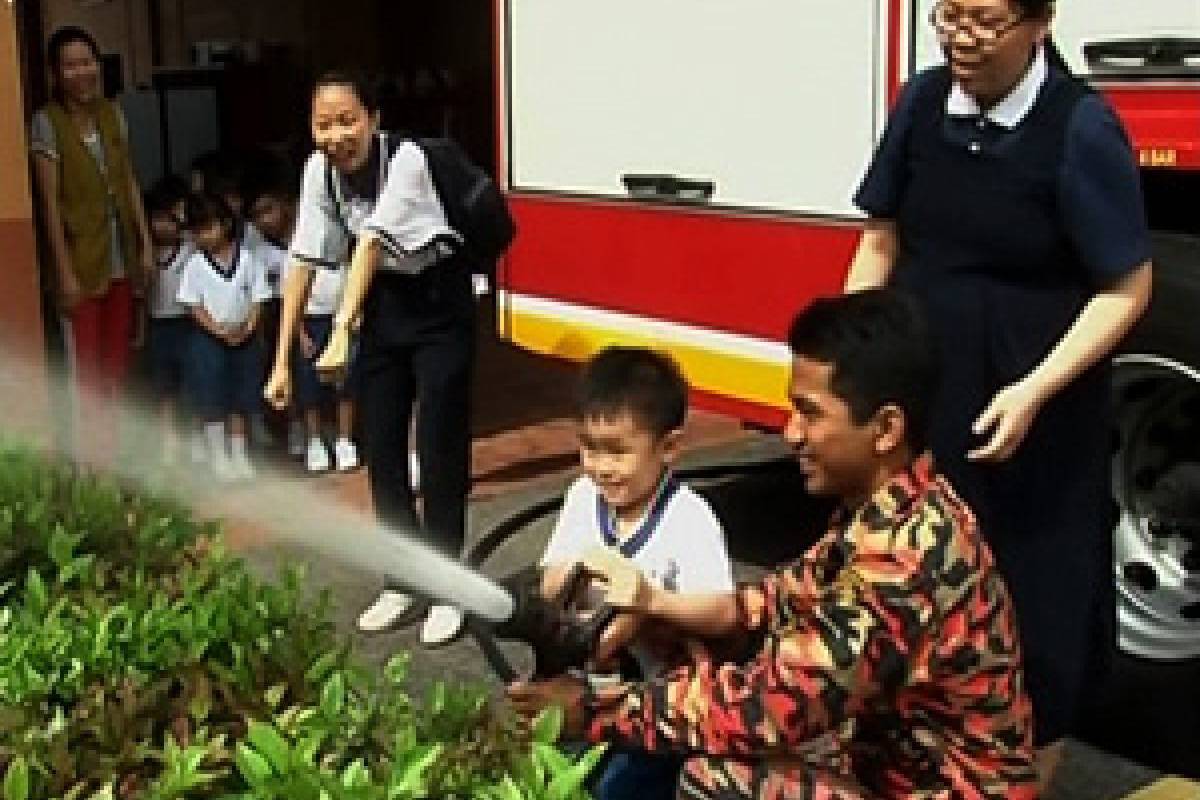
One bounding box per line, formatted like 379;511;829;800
946;46;1047;128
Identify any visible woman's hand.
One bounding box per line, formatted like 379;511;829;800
968;378;1049;463
263;364;293;410
314;324;351;384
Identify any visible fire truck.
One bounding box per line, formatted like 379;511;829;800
494;1;1200;657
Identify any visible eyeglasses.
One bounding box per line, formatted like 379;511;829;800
930;2;1026;48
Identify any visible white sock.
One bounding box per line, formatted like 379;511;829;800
205;422;226;461
230;433;249;460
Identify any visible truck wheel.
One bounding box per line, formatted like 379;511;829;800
1111;231;1200;661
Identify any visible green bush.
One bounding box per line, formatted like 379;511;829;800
0;448;603;799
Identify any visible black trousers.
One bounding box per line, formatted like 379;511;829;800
358;267;475;565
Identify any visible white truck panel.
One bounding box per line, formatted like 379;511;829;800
508;0;884;216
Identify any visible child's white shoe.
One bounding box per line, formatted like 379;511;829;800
212;451;237;483
334;438;359;472
305;438;330;473
230;451;255;481
190;431;208;464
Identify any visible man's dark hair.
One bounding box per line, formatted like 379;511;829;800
578;347;688;437
787;289;938;452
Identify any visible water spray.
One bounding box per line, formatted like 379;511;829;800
0;346;615;681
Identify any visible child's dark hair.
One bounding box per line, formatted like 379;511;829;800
145;175;189;219
242;148;300;210
578;347;688;437
183;190;237;238
787;289;938;452
191;150;249;202
313;70;381;113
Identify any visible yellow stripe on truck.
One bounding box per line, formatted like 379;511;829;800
505;306;791;412
1123;777;1200;800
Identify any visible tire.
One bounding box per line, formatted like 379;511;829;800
1110;231;1200;661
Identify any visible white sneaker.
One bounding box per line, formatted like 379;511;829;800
409;450;421;493
334;438;359;472
420;604;464;647
288;421;306;457
356;590;417;633
305;438;330;473
190;431;208;464
230;451;255;481
161;435;180;467
212;451;237;483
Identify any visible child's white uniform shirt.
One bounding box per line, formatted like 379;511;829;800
242;222;287;300
540;473;735;676
177;239;272;330
149;240;195;320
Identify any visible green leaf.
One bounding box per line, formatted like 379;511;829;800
25;569;47;611
264;683;287;710
391;743;441;795
234;742;275;787
340;759;370;790
246;721;291;775
546;745;607;800
3;756;29;800
531;705;563;745
320;672;345;719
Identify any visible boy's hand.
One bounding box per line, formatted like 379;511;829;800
581;547;652;612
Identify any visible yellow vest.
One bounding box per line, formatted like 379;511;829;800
44;100;141;296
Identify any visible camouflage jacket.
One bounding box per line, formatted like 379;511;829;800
584;456;1038;799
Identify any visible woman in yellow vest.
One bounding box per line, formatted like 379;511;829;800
30;26;153;465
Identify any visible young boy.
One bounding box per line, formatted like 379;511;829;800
143;176;194;465
245;161;360;473
510;290;1038;800
178;190;272;481
539;346;735;800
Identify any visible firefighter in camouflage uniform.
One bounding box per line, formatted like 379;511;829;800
509;290;1038;800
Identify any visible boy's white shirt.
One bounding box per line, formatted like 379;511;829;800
177;239;272;330
541;473;734;677
149;239;195;319
242;221;287;300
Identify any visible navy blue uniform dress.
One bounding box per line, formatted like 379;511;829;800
855;62;1150;743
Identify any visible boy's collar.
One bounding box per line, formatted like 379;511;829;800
595;471;678;559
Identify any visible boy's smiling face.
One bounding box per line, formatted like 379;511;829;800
578;410;680;519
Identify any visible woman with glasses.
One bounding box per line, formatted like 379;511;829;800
847;0;1153;745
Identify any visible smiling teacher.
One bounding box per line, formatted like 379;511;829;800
846;0;1153;744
